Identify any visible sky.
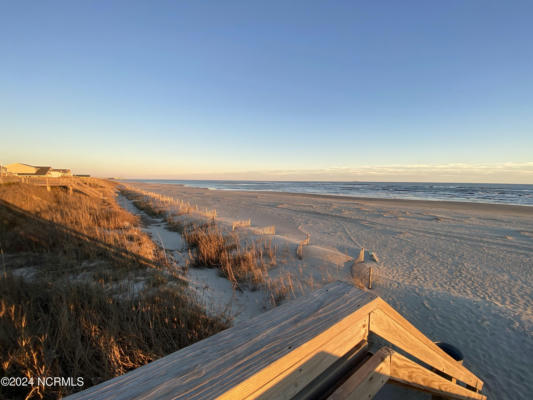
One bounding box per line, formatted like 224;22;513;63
1;1;532;183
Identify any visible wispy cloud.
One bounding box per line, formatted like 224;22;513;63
318;162;533;176
149;162;533;183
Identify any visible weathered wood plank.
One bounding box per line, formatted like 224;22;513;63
67;282;378;400
291;340;369;400
250;317;368;400
369;302;483;389
389;351;486;400
327;347;390;400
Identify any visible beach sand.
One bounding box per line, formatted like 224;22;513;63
125;182;533;400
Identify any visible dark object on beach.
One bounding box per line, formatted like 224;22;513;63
435;342;464;364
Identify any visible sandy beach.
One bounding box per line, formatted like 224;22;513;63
122;181;533;400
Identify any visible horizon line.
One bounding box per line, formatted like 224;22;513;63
116;177;533;185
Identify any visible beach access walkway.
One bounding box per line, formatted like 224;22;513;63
67;282;485;400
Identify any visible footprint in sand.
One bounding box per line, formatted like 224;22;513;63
396;231;413;238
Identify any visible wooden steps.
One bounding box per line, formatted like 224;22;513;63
67;282;486;400
329;348;485;400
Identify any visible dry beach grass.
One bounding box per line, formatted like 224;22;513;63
0;180;228;399
184;221;277;290
121;187;282;293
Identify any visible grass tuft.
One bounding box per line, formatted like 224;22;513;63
184;222;276;290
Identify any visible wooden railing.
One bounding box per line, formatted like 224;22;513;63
67;282;485;400
0;175;76;186
0;176;24;184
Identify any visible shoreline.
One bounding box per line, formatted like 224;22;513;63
121;180;533;211
122;180;533;215
239;189;533;215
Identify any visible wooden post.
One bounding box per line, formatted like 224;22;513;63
354;248;365;264
296;243;304;259
368;267;373;289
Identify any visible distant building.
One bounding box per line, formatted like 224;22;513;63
6;163;51;176
49;168;72;177
6;163;72;177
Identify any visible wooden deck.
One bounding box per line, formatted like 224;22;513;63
67;282;486;400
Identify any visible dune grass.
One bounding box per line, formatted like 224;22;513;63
0;180;228;399
0;273;227;400
121;187;278;289
183;221;277;290
0;180;161;272
120;186;294;308
120;184;215;219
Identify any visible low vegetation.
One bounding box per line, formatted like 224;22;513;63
121;188;274;284
184;221;276;290
120;184;215;219
120;187;289;299
0;180;163;267
0;180;228;399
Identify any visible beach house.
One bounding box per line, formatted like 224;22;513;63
6;163;72;177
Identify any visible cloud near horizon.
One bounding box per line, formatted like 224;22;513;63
126;162;533;184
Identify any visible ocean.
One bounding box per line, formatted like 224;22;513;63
129;180;533;207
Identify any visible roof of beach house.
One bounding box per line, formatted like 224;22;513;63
6;163;52;175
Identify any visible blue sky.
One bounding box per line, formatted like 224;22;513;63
1;1;532;182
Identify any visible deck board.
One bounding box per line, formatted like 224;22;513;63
67;282;377;400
